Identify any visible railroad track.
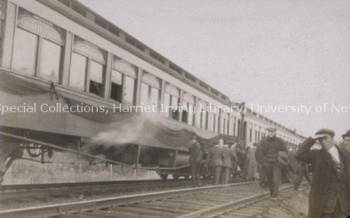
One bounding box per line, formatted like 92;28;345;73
0;181;299;218
0;179;192;202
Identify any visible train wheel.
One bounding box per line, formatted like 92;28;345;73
160;174;168;180
172;175;179;180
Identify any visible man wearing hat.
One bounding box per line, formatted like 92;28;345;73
295;128;350;218
339;130;350;153
259;127;288;200
189;135;204;187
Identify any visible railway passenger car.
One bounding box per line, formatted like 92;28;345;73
0;0;305;182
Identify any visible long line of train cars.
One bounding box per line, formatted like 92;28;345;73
0;0;305;182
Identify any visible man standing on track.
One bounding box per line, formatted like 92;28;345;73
295;128;350;218
221;143;236;184
209;138;223;185
189;135;204;187
255;142;268;188
259;127;288;200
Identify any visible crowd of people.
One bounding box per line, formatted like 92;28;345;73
189;128;350;218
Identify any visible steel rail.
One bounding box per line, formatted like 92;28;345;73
0;179;183;192
175;185;293;218
0;182;257;218
0;179;192;202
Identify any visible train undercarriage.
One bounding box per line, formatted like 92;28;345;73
0;127;194;184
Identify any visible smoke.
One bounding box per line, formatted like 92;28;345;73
89;111;163;148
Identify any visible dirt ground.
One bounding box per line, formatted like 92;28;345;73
262;186;309;218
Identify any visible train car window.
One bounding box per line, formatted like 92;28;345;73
207;113;212;131
232;117;236;136
182;110;188;123
205;111;210;130
195;101;202;128
163;93;178;119
150;87;160;110
200;110;205;129
140;83;150;105
140;83;159;109
71;37;106;96
199;102;208;129
13;9;65;82
110;70;123;102
164;84;180;120
182;93;195;125
69;52;87;91
123;76;135;104
89;61;104;97
112;58;137;104
141;72;160;109
163;93;171;117
227;120;231;135
217;114;221;133
39;39;61;83
170;95;179;120
110;70;135;104
12;28;38;76
212;114;217;132
182;101;194;125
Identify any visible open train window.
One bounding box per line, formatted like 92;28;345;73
112;58;137;104
163;84;180;120
170;94;179;120
89;61;104;97
70;37;106;97
110;70;123;102
182;110;188;123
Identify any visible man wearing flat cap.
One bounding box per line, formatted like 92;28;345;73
189;135;204;187
295;128;350;218
259;127;288;200
339;130;350;153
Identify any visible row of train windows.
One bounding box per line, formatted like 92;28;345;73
12;26;136;103
9;8;301;139
10;9;244;135
12;26;231;131
9;9;223;131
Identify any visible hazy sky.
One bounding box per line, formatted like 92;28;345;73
80;0;350;140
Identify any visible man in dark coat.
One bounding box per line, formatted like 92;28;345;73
208;139;223;185
295;128;350;218
255;142;268;188
221;143;237;184
259;127;288;200
189;135;204;186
